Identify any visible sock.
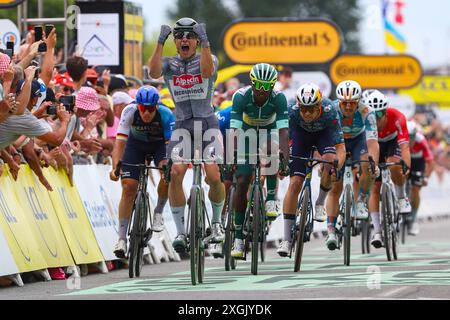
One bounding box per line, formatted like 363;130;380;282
119;218;129;240
266;176;278;201
211;199;225;224
154;197;168;215
283;214;296;242
171;206;186;235
327;216;337;230
394;184;406;199
371;212;381;234
316;185;331;206
234;212;245;239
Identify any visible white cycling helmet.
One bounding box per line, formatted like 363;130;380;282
407;121;417;137
336;80;362;102
361;89;376;104
296;83;322;106
365;90;388;111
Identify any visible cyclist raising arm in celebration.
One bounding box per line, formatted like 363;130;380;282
230;63;290;258
278;83;345;256
407;121;435;236
149;18;226;252
110;86;174;258
325;81;379;249
367;90;411;248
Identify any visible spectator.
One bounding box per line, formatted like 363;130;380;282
274;66;296;104
66;56;88;92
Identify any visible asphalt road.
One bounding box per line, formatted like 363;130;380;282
1;216;450;300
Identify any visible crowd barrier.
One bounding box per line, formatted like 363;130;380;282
1;163;449;285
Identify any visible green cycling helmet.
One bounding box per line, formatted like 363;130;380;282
249;63;278;91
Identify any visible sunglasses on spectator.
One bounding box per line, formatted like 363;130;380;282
252;80;274;91
375;110;386;119
138;104;157;113
174;31;198;40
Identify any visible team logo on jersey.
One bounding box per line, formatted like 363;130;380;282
173;74;203;89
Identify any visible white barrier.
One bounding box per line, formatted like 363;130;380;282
0;229;19;277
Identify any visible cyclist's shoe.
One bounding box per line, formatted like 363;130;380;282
152;213;164;232
408;222;420;236
172;234;187;253
371;233;383;249
398;197;412;214
210;243;224;259
355;199;369;220
314;204;327;222
211;223;225;243
326;229;338;251
231;239;245;259
265;200;279;220
276;240;291;257
113;239;127;259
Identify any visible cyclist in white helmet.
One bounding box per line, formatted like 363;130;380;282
366;90;411;248
325;80;379;250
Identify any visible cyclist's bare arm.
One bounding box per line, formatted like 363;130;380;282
279;128;289;161
112;139;126;173
200;47;215;79
367;139;380;166
336;143;346;169
399;143;411;170
149;44;164;79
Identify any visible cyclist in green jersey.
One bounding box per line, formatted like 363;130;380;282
229;63;290;258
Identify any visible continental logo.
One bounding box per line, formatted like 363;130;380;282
330;55;422;89
223;20;341;64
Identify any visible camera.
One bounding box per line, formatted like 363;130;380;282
47;104;58;116
34;25;47;52
59;95;75;112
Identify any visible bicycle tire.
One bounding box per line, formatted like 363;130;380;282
260;224;267;263
135;194;150;277
381;185;393;261
197;192;205;284
343;185;352;266
361;220;367;254
189;187;199;285
224;186;236;271
294;187;310;272
128;192;144;278
251;187;261;275
401;218;407;245
390;190;398;260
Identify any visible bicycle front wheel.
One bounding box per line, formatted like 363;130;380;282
294;187;310;272
189;187;202;285
224;186;236;271
381;185;393;261
343;185;352;266
251;187;262;275
129;192;147;278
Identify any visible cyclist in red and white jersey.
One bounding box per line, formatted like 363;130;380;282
366;90;411;248
407;121;435;236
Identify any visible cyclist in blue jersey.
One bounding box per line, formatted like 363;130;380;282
110;86;175;258
324;80;380;250
278;83;345;257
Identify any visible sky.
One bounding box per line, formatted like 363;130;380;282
133;0;450;69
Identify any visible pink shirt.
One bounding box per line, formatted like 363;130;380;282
107;116;120;139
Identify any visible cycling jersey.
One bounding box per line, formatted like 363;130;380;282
333;100;378;141
162;54;218;121
289;98;344;146
411;133;433;161
216;106;231;137
116;104;175;143
230;86;289;130
377;108;409;145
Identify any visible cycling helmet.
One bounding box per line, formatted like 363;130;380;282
173;17;198;33
336;80;362;102
407;121;417;137
361;89;376;105
296;83;322;106
365;90;388;111
136;86;160;106
249;63;278;85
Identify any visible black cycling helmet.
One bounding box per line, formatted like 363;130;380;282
173;17;198;33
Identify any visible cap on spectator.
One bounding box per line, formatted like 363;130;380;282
0;53;11;77
16;80;43;98
112;91;133;106
86;68;98;86
76;86;100;111
109;75;128;93
54;73;74;88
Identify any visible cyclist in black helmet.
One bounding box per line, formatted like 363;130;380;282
149;18;225;253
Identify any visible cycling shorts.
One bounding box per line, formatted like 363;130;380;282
409;157;426;187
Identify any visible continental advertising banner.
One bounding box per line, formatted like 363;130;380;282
223;19;341;64
0;225;19;277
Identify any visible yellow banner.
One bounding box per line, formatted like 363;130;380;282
0;166;48;272
223;19;341;64
399;76;450;106
330;54;422;89
124;14;144;42
13;165;74;268
44;167;104;264
0;0;25;8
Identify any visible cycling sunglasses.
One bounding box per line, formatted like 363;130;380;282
138;104;157;113
375;110;386;119
174;31;198;40
252;80;274;91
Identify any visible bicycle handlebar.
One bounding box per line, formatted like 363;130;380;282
290;155;339;171
114;160;162;177
378;159;409;175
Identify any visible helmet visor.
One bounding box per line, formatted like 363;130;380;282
174;31;198;40
252;80;273;91
138;104;157;114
